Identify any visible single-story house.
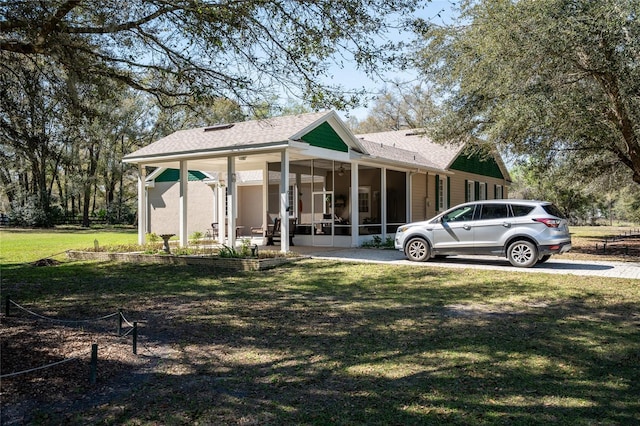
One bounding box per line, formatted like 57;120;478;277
123;110;511;251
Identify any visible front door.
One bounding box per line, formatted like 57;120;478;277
312;190;333;246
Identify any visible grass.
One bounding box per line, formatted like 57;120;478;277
1;227;639;425
0;227;138;264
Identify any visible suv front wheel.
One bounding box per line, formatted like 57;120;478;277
405;237;431;262
507;240;538;268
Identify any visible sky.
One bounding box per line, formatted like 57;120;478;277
330;0;458;121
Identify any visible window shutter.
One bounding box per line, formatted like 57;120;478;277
435;175;440;211
475;181;480;200
464;179;468;202
447;177;451;209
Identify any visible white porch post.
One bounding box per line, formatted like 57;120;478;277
227;156;236;247
407;172;413;223
350;162;359;247
381;167;387;240
179;160;188;247
280;150;290;253
217;182;226;244
137;164;147;245
262;162;269;232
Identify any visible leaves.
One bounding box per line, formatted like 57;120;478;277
413;0;640;185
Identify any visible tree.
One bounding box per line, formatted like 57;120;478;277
1;0;420;111
0;56;69;226
413;0;640;185
349;81;438;133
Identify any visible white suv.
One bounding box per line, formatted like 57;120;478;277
394;200;572;268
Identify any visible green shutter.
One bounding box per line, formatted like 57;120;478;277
435;175;440;211
447;177;451;209
475;181;480;200
464;179;468;202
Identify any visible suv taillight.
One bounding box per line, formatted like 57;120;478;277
533;218;560;228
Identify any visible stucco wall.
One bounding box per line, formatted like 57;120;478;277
148;181;215;236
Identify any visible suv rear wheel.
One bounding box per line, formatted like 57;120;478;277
405;237;431;262
507;240;538;268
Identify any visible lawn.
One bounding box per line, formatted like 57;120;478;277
1;227;639;425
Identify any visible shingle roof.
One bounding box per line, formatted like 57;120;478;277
125;111;334;161
357;138;440;170
356;130;463;170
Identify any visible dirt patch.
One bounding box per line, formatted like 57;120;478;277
0;314;159;424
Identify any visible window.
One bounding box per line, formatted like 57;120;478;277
512;204;534;217
480;204;508;220
438;177;447;211
444;205;475;222
358;187;370;213
288;185;295;217
479;182;486;200
495;185;503;199
466;180;475;202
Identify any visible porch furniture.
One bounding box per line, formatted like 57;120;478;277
207;223;219;240
266;217;297;246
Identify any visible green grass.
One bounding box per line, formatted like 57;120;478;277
0;227;137;264
1;228;639;425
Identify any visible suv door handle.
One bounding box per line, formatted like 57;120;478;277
463;225;471;230
502;222;511;228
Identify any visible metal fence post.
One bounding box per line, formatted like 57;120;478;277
117;308;122;336
132;322;138;355
90;343;98;385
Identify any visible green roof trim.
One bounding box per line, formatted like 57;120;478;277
155;169;208;182
300;121;348;152
450;152;504;179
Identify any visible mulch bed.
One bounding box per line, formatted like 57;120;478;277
0;313;152;424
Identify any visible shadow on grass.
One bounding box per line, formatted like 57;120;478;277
2;259;639;424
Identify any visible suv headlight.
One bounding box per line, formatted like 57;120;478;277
398;226;409;233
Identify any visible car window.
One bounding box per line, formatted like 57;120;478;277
511;205;535;217
542;204;565;218
443;205;475;222
479;204;509;220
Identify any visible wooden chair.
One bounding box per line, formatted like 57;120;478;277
265;217;296;246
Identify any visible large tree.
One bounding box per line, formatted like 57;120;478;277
1;0;420;225
1;0;419;110
413;0;640;184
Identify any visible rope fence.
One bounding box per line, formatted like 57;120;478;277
1;296;141;383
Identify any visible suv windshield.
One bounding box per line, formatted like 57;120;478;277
542;204;565;218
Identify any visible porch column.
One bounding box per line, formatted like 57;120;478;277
217;181;226;244
407;172;413;223
227;156;236;247
381;167;387;240
262;162;269;232
280;150;290;253
350;162;359;247
137;164;147;245
179;160;188;247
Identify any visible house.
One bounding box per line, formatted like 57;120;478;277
123;111;510;251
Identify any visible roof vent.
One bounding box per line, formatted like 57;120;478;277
204;123;234;132
405;131;426;136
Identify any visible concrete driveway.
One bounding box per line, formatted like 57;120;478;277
293;246;640;279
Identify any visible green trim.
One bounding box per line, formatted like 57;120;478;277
435;175;440;211
155;169;208;182
450;152;504;179
300;121;349;152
